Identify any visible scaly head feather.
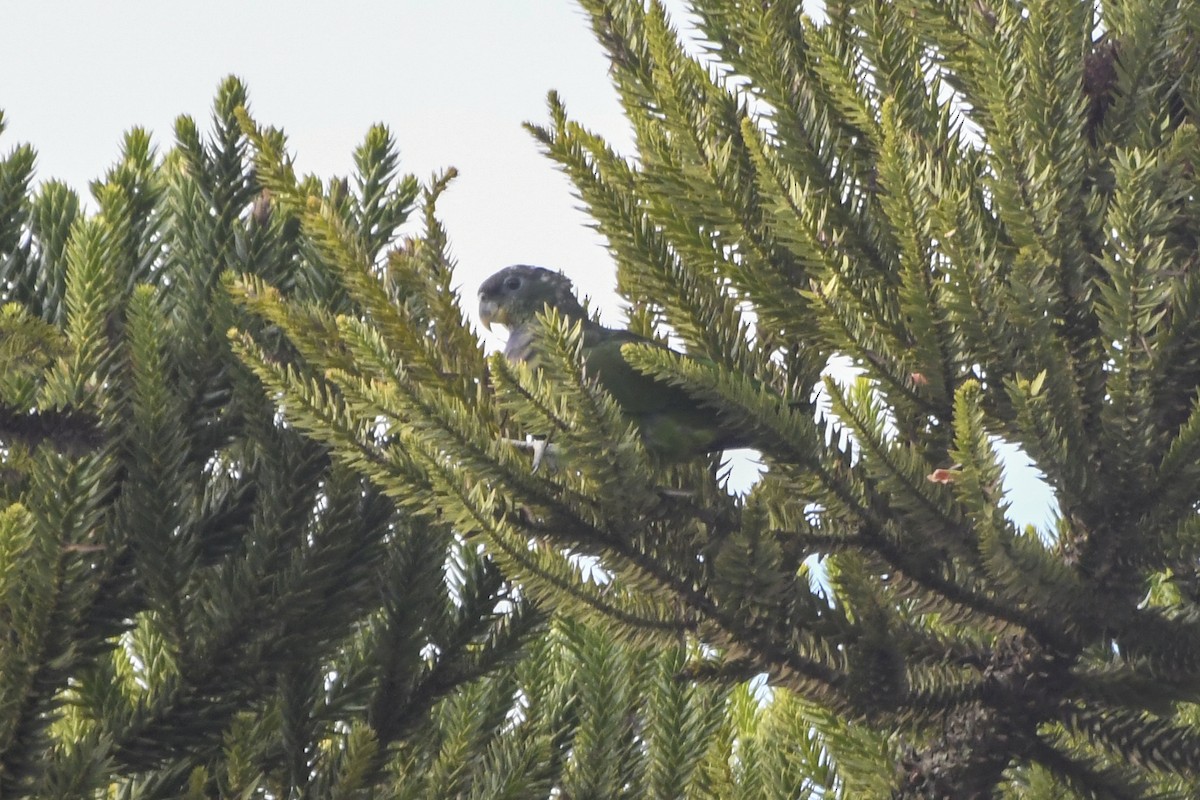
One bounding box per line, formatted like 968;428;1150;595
478;265;586;332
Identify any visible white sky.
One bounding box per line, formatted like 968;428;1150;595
2;1;1056;529
2;1;640;330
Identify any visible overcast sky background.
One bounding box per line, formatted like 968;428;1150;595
2;1;1055;529
3;2;634;315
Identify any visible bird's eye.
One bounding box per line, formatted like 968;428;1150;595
504;276;522;291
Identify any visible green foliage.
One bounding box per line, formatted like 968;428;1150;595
6;0;1199;796
6;75;809;800
0;79;545;799
228;0;1200;797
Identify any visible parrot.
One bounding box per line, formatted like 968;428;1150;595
478;265;751;462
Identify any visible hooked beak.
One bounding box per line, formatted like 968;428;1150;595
478;295;498;332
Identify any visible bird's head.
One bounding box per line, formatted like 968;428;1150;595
478;265;585;332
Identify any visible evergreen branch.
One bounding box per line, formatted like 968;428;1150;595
876;98;961;418
622;342;1061;642
1095;148;1184;497
1060;703;1200;777
527;94;763;373
825;376;964;542
418;452;689;636
1098;0;1191;144
350;124;419;258
952;381;1100;637
1004;370;1091;528
1026;737;1156;800
806;277;934;418
413;419;852;703
1110;604;1200;683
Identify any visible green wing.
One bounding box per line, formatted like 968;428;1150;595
580;326;749;459
579;327;676;413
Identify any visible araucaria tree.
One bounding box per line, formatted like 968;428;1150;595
4;0;1200;798
0;82;551;798
231;0;1200;797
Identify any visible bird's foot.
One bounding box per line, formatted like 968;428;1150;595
502;437;559;472
529;438;557;472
